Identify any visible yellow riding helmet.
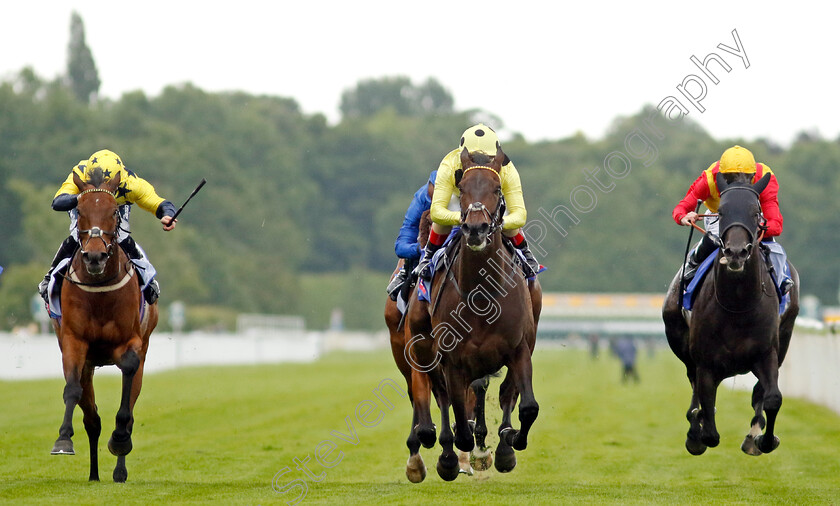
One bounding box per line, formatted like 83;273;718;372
719;145;756;173
84;149;125;181
459;123;500;155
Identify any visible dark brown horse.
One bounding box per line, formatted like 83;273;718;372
387;212;512;481
406;147;540;481
49;167;159;482
663;172;799;456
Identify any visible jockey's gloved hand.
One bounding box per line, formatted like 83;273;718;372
705;231;722;248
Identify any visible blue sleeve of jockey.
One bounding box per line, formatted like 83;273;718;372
52;193;78;211
155;200;177;219
394;184;432;260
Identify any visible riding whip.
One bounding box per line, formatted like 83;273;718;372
679;199;703;308
167;178;206;226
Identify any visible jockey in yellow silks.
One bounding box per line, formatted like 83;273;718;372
38;149;178;305
416;123;544;279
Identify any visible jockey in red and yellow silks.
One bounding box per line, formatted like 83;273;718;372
673;145;792;293
39;149;178;305
417;123;543;279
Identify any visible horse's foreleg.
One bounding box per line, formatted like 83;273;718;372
109;348;142;483
502;342;539;452
435;385;459;481
406;369;432;483
752;350;782;454
495;368;518;473
52;338;88;456
696;368;720;449
410;369;436;449
741;381;766;456
469;376;493;471
447;372;474;453
405;405;426;483
684;383;707;455
78;364;101;481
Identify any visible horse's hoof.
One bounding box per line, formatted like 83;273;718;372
470;446;493;471
755;434;780;454
51;439;75;455
405;454;426;483
108;435;133;456
740;434;762;456
436;453;460;482
113;465;128;483
494;444;517;473
685;438;707;455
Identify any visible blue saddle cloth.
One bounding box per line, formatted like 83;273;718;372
416;228;542;303
682;248;790;314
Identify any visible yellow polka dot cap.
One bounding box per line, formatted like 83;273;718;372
460;123;500;155
719;145;756;174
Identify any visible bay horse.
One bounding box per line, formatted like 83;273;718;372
49;167;159;482
386;212;511;482
405;147;540;481
663;171;799;456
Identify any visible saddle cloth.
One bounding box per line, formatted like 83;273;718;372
682;247;790;314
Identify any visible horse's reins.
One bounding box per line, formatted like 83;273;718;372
429;166;505;315
710;186;771;313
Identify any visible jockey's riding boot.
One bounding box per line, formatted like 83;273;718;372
144;279;160;305
415;242;442;281
780;277;794;295
120;235;143;260
386;268;407;301
682;233;718;283
38;236;79;301
513;239;545;279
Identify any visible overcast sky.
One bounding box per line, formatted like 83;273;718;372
2;1;838;147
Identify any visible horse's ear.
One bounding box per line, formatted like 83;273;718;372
752;172;771;194
492;146;505;172
106;171;122;193
460;147;472;168
73;171;87;191
715;172;728;193
454;168;464;186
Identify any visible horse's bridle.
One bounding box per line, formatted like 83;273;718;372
459;166;504;234
76;188;120;259
717;185;766;261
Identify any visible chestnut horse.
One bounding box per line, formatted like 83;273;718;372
405;147;540;481
663;172;799;456
49;167;159;482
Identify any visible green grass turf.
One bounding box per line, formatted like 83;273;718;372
1;347;839;505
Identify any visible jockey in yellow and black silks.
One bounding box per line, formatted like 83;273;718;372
416;123;544;280
38;149;178;305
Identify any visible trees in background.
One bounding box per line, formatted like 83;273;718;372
66;11;100;104
0;14;837;329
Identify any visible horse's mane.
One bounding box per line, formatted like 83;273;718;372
722;172;752;185
86;167;106;188
469;152;493;165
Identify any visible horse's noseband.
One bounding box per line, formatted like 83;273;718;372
79;225;118;257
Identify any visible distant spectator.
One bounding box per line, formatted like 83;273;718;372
610;336;640;383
